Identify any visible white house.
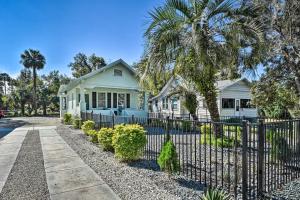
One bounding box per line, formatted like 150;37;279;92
150;76;257;119
58;59;148;118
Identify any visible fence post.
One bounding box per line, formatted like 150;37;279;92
91;110;93;121
242;120;248;200
257;119;265;199
166;116;170;141
132;115;135;124
85;111;87;121
112;114;115;129
99;113;102;129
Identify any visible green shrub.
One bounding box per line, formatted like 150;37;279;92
158;140;180;175
181;120;192;131
201;188;231;200
73;117;82;129
201;124;214;134
112;124;147;161
81;120;95;135
87;129;98;143
200;132;237;148
271;136;291;162
63;113;72;125
98;128;115;151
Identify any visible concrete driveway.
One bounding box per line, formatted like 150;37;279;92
0;117;120;200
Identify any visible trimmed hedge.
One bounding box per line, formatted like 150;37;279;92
73;117;82;129
112;124;147;161
63;113;72;125
81;120;95;135
87;129;98;143
98;128;115;151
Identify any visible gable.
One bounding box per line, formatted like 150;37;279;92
224;80;251;92
80;63;140;89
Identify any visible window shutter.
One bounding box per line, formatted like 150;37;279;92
92;92;97;108
113;93;117;108
126;94;130;108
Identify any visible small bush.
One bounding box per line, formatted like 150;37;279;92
181;120;192;131
63;113;72;125
271;136;291;162
112;124;147;161
81;120;95;135
201;188;231;200
200;132;237;148
200;124;213;134
266;129;276;143
87;129;98;143
73;118;82;129
158;140;180;175
98;128;115;151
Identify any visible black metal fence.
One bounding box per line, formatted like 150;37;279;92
80;111;300;199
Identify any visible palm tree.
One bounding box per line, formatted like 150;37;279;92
144;0;265;127
20;49;46;115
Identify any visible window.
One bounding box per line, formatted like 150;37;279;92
92;92;97;108
222;98;235;109
162;98;169;110
113;93;117;108
107;93;111;108
62;97;67;110
71;93;74;108
114;69;122;76
171;97;178;110
202;100;207;108
241;99;255;108
77;94;80;106
118;93;125;108
126;94;130;108
98;93;106;108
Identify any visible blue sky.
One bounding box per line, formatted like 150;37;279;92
0;0;163;77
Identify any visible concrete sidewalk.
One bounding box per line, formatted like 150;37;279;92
39;128;120;200
0;128;28;193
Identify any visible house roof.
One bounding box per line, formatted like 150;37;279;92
58;59;136;95
150;76;251;101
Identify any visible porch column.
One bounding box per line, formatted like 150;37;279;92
144;92;148;112
59;96;63;118
79;86;86;112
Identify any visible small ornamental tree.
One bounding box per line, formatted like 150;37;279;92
158;137;180;175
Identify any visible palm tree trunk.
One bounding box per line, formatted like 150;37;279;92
43;103;46;116
21;102;25;116
33;67;37;115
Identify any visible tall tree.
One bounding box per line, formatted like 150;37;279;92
20;49;46;115
69;53;106;78
0;73;11;95
263;0;300;107
144;0;266;125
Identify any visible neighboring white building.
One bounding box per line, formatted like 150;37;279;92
150;76;257;118
58;59;148;118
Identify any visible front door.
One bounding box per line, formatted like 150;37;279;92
85;94;89;110
235;99;240;116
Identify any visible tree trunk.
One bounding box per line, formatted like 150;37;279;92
43;103;47;116
33;67;37;116
21;103;25;116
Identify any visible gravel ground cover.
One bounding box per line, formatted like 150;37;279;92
57;125;205;200
271;180;300;200
0;130;50;200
